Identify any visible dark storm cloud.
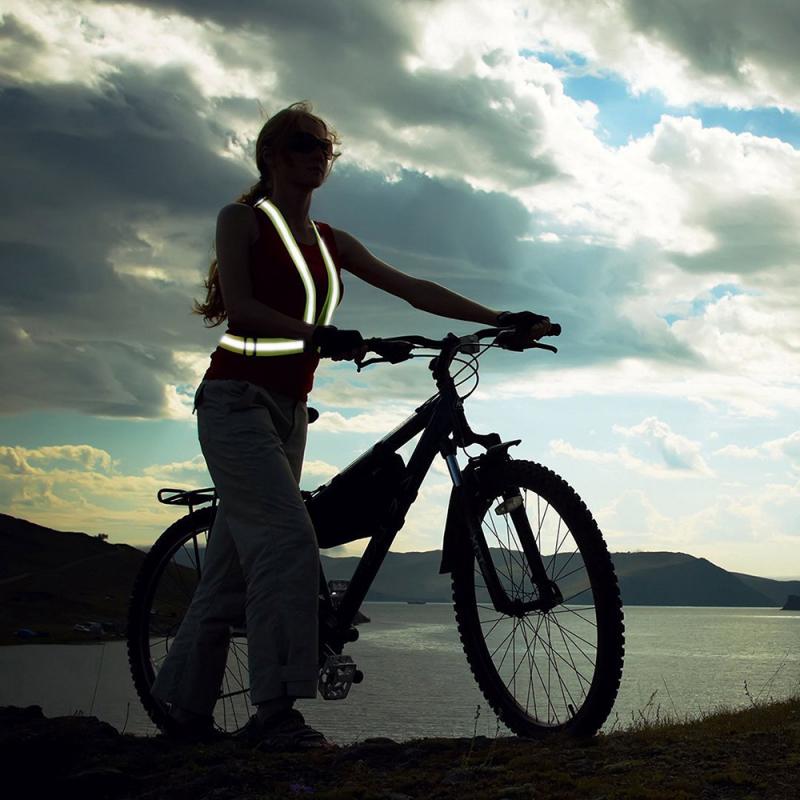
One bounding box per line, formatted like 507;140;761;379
0;1;691;417
0;71;242;213
319;167;691;371
0;68;245;417
316;166;531;272
92;0;413;55
622;0;800;94
92;0;559;188
672;197;798;276
0;12;43;50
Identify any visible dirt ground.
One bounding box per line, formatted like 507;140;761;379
2;699;798;800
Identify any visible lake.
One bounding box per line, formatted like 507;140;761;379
1;604;798;744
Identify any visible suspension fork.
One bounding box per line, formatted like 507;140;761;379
459;455;562;614
501;488;563;609
437;349;561;612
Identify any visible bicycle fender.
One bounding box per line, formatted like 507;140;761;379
439;461;480;575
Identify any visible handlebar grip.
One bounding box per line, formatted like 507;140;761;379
366;338;414;363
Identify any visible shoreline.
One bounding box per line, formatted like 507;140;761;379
4;603;795;647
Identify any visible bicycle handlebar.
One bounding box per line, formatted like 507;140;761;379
354;321;561;370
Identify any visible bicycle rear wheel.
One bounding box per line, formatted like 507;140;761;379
451;459;624;737
126;507;253;735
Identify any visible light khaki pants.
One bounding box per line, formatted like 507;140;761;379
151;378;319;715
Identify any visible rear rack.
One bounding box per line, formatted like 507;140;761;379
157;487;217;514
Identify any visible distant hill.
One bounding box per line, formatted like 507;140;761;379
2;513;798;643
0;514;146;644
731;572;800;606
320;549;790;608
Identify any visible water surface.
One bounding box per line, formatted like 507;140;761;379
1;604;798;743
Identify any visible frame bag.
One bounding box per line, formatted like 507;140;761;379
303;449;407;549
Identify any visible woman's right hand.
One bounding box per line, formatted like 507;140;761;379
310;325;366;359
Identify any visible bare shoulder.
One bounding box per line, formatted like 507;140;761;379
217;202;259;245
329;226;354;258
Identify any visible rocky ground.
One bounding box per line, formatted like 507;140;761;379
2;699;799;799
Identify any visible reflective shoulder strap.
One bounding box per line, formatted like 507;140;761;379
255;198;317;325
310;221;341;327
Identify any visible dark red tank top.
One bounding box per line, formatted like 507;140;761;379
202;206;344;402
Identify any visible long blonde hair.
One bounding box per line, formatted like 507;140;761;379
191;101;341;327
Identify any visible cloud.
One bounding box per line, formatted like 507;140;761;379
300;459;340;480
714;431;800;466
766;431;800;462
0;441;370;544
550;416;712;478
141;454;207;477
613;416;712;475
620;0;800;108
0;444;116;474
515;0;800;110
549;437;708;480
713;444;762;460
312;407;416;434
596;476;800;574
487;353;800;419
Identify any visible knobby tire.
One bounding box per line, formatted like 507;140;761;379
451;459;625;738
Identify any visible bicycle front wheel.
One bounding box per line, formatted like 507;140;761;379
451;459;625;738
126;507;253;735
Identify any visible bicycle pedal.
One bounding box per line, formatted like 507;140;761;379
319;654;356;700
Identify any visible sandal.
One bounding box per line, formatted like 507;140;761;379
237;708;337;752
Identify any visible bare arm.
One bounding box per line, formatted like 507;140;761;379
215;203;316;344
331;227;501;325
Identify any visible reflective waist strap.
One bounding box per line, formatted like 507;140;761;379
218;332;314;357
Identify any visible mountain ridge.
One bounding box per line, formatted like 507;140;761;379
2;513;798;643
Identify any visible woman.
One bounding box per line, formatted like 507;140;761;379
152;101;552;750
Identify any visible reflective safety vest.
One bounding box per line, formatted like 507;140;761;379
217;198;340;357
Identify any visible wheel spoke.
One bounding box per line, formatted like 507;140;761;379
554;561;588;583
489;622;518;666
550;617;597;668
552;549;581;583
544;614;579;714
526;616;594;690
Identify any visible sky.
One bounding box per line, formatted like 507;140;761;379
1;0;799;579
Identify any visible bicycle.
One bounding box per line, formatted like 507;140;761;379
127;321;625;739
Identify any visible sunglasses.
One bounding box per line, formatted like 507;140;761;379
285;131;334;160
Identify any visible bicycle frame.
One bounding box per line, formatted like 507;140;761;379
319;335;558;647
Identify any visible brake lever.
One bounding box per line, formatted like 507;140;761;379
355;357;386;371
532;341;558;354
495;328;558;354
